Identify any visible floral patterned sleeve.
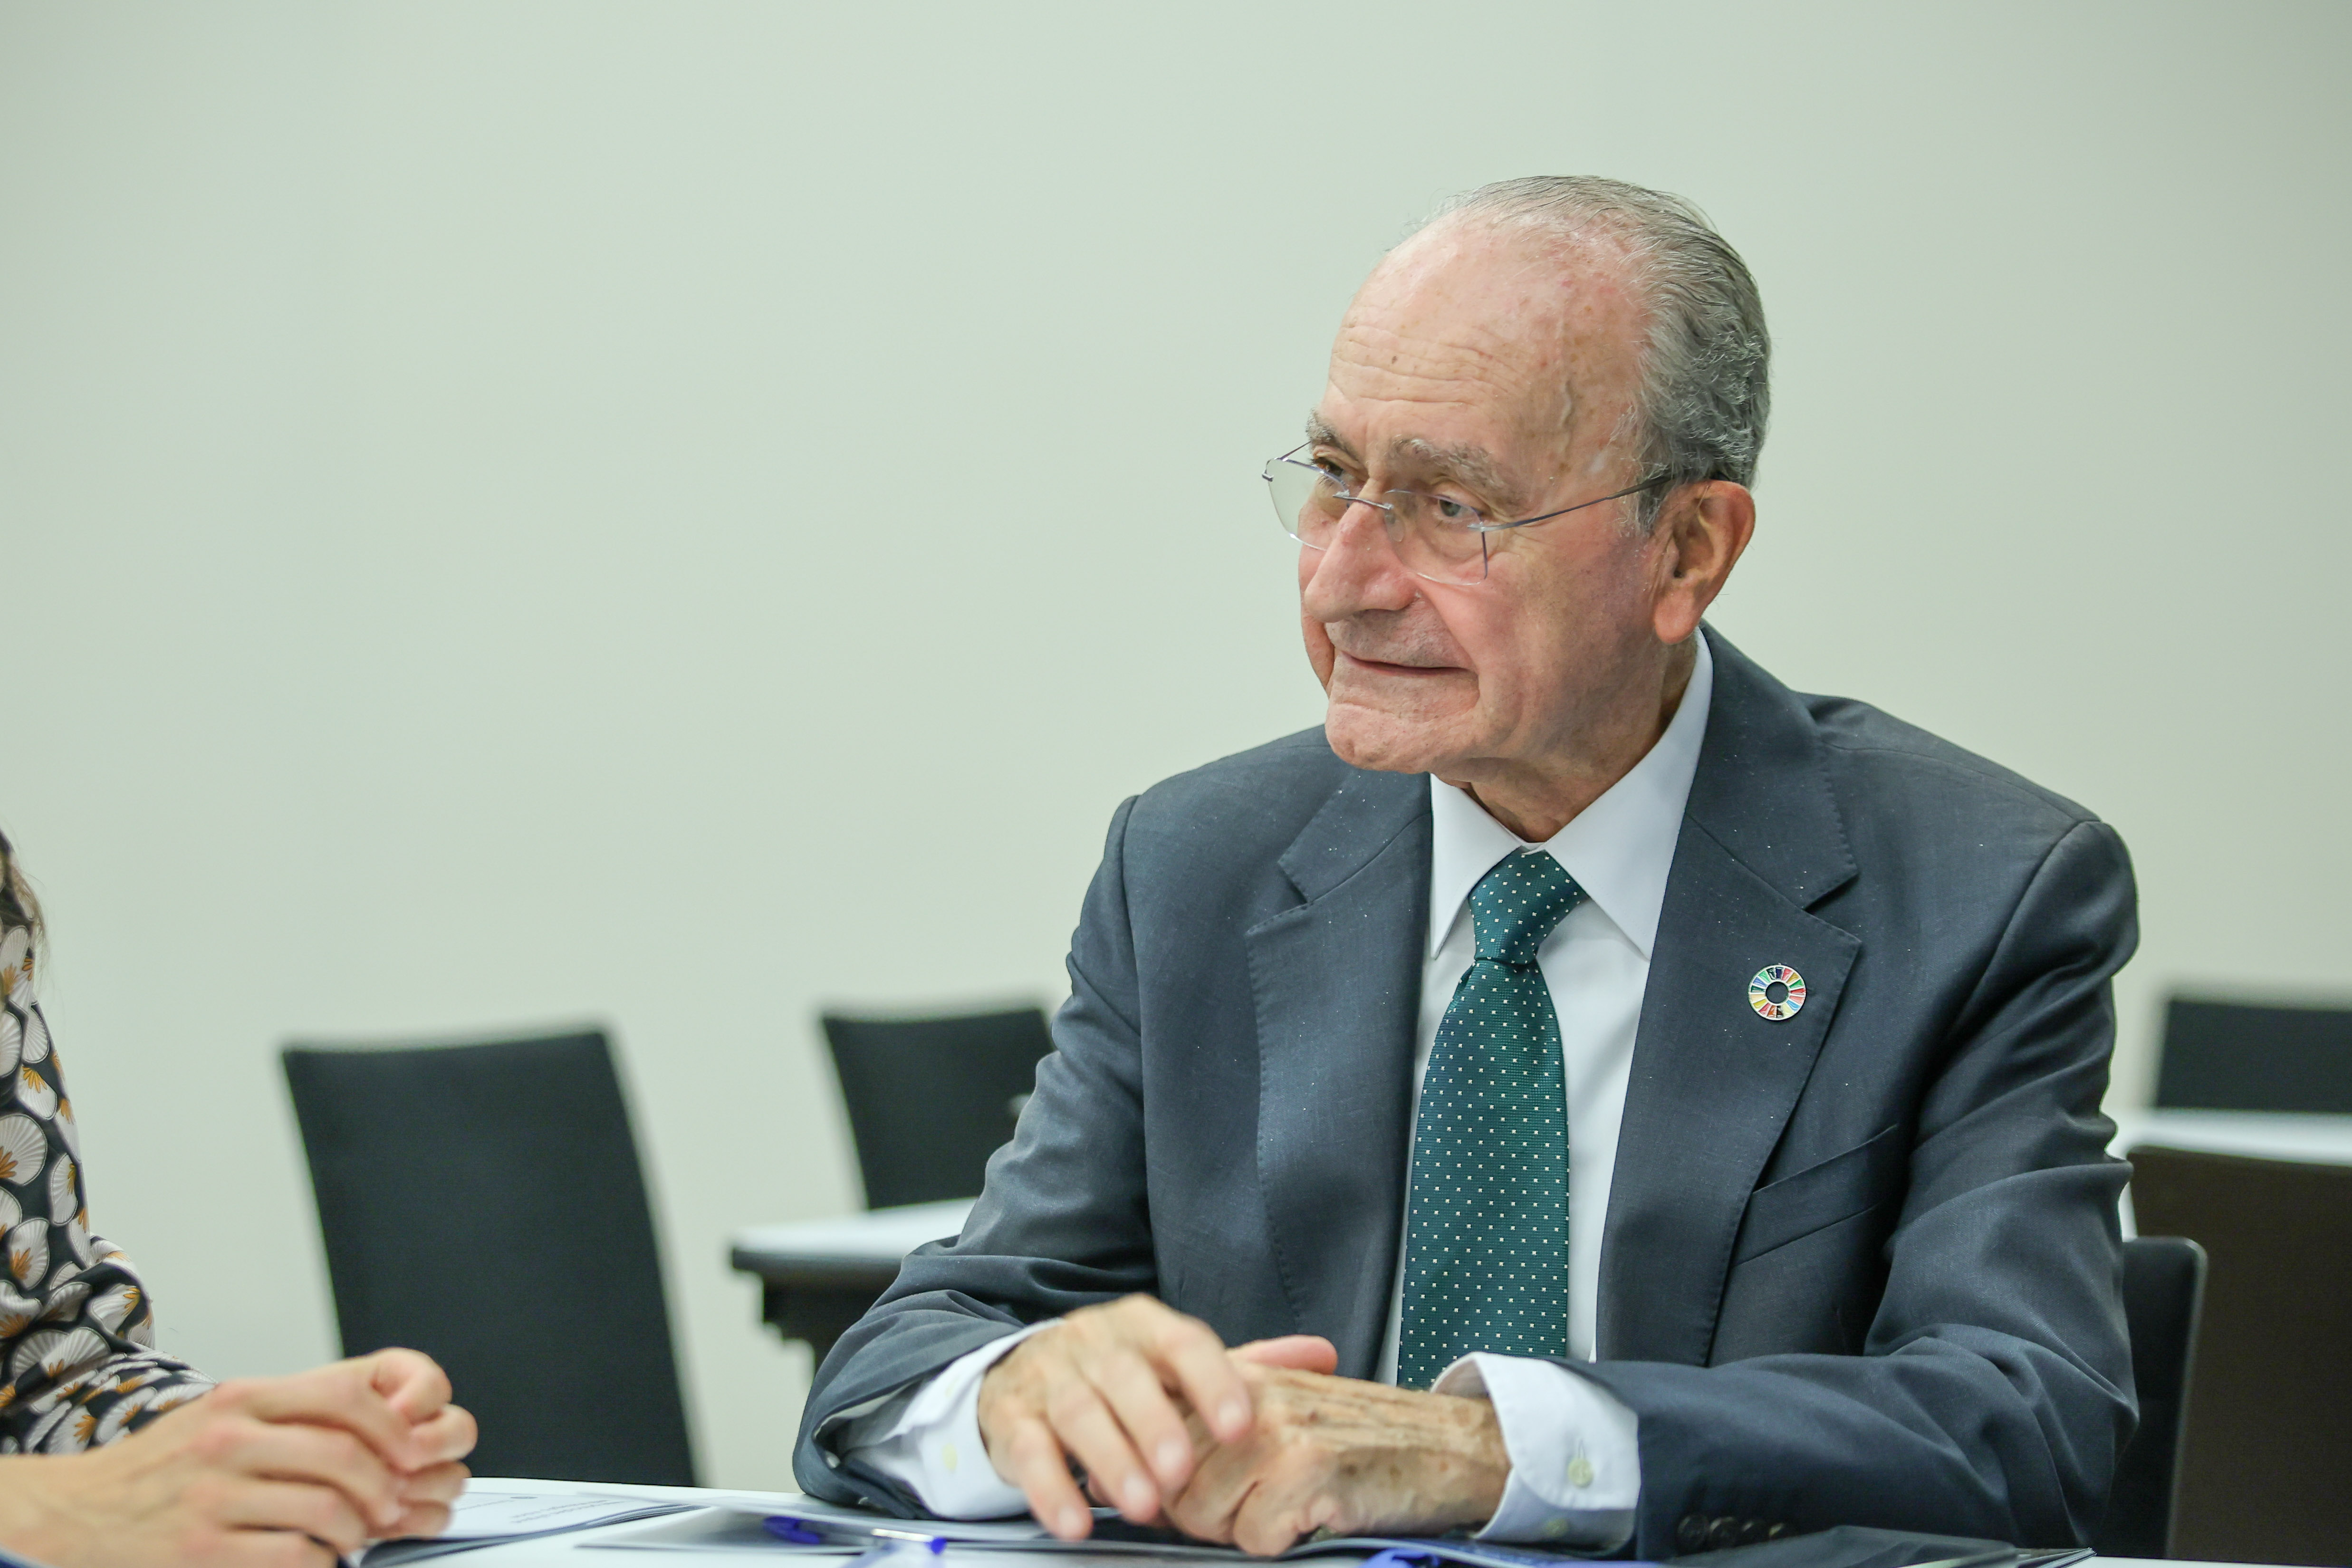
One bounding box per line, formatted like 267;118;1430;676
0;923;213;1453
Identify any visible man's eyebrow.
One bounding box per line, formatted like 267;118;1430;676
1304;418;1527;510
1302;414;1355;459
1394;437;1521;508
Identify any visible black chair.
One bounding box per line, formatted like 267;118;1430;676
821;1007;1054;1208
281;1029;695;1485
2092;1236;2206;1558
2156;996;2352;1112
2130;1145;2352;1565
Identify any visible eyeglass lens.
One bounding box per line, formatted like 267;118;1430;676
1263;455;1490;584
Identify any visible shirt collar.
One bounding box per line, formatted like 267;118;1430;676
1425;633;1714;962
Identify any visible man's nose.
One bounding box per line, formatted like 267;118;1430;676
1300;501;1418;617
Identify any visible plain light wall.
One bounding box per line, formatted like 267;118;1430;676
3;0;2346;1491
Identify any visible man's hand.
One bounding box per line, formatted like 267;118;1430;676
975;1296;1336;1540
1164;1362;1510;1557
0;1348;476;1568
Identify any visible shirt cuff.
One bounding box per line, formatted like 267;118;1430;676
1434;1353;1640;1548
830;1320;1058;1519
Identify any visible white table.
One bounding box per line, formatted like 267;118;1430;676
729;1200;976;1361
2112;1108;2352;1165
418;1478;1086;1565
438;1479;2228;1567
731;1200;979;1266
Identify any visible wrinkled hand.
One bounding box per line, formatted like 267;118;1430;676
0;1347;477;1568
1164;1361;1509;1556
975;1294;1334;1540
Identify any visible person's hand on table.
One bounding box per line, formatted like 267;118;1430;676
975;1295;1328;1540
1161;1360;1509;1555
0;1347;477;1568
974;1294;1507;1556
357;1347;479;1533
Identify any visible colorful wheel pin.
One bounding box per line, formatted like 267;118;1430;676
1748;964;1806;1021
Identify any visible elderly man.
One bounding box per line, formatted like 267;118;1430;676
792;176;2136;1558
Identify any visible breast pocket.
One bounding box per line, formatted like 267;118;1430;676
1731;1123;1907;1266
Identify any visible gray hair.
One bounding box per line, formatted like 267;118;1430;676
1422;176;1770;530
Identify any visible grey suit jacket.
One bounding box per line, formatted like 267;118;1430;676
793;629;2138;1555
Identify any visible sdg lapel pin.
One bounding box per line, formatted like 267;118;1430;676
1748;964;1806;1021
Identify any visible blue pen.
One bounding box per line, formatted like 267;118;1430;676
765;1516;949;1555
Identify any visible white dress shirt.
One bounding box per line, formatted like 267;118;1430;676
835;638;1715;1547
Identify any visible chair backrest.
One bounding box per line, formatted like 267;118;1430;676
2129;1145;2352;1565
821;1007;1054;1209
2093;1236;2206;1559
281;1029;695;1485
2157;996;2352;1112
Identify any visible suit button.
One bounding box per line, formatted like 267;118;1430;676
1708;1518;1744;1551
1739;1520;1770;1545
1677;1516;1711;1553
1767;1524;1790;1541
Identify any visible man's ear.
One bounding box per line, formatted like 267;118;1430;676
1652;481;1756;644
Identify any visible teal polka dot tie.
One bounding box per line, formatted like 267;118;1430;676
1399;848;1584;1389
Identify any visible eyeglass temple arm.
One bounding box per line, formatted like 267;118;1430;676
1491;471;1678;531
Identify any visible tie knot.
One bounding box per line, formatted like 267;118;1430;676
1469;849;1584;966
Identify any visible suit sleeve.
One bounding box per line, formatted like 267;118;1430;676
1573;818;2138;1553
793;798;1162;1508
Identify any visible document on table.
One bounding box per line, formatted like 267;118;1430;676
583;1510;865;1555
710;1499;1587;1568
692;1501;2090;1568
360;1488;696;1563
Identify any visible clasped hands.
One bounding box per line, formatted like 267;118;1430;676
976;1295;1507;1557
5;1347;476;1568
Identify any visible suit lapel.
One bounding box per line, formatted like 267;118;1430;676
1245;765;1429;1379
1598;629;1862;1364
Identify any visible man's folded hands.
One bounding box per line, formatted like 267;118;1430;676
974;1294;1509;1556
